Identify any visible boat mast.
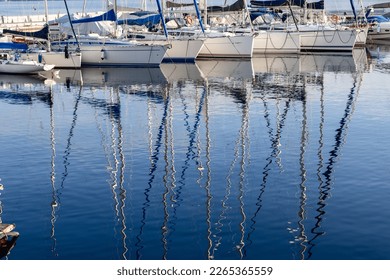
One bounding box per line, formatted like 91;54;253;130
44;0;51;51
82;0;87;15
63;0;80;49
156;0;168;38
287;0;299;31
200;0;208;25
193;0;206;34
114;0;118;37
303;0;307;24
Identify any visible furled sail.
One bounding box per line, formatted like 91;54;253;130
166;1;194;8
2;25;49;40
0;41;28;51
207;0;245;12
71;9;117;24
117;11;161;28
166;0;246;12
250;0;324;10
368;2;390;9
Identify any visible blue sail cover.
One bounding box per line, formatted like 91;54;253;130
3;25;49;40
295;0;324;9
71;9;117;24
250;0;287;6
0;42;28;51
117;12;161;28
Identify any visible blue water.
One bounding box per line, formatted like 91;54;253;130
1;46;390;260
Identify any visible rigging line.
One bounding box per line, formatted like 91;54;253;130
59;86;83;196
49;88;58;257
63;0;80;49
135;87;170;259
108;88;120;219
306;71;362;259
245;98;291;250
237;88;251;259
297;94;308;260
211;87;248;258
203;82;214;260
173;85;206;203
268;30;290;50
161;97;171;260
165;94;178;257
322;28;337;44
307;74;326;259
166;85;207;249
89;87;123;256
115;90;128;260
50;85;83;257
164;81;188;236
147;96;155;167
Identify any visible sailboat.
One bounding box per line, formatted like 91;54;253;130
0;52;55;74
365;2;390;42
49;2;169;67
166;0;254;58
250;0;359;52
3;0;82;68
120;10;205;63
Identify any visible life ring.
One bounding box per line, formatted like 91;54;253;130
330;14;340;24
185;15;194;25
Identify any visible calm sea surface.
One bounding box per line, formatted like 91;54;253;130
1;45;390;260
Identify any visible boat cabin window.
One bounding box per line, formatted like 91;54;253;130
0;53;10;60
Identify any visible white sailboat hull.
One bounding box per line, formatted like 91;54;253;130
355;27;368;46
164;39;204;62
21;51;82;68
0;60;54;74
198;34;254;59
367;22;390;41
253;30;300;54
139;38;204;62
80;44;168;67
298;29;357;52
52;38;169;67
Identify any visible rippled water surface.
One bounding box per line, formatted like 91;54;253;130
1;46;390;260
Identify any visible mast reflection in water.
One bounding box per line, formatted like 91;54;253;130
1;48;390;260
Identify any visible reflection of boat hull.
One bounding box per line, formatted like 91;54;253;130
0;73;46;84
355;27;368;46
0;60;54;74
196;59;254;80
299;53;357;73
252;54;301;74
160;63;204;82
81;67;167;86
252;51;366;74
39;69;83;86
